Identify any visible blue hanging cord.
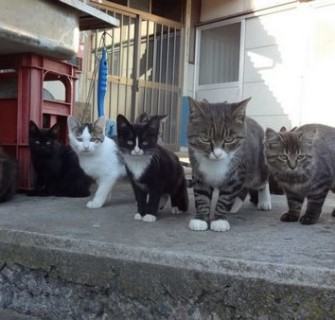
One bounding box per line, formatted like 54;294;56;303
97;32;108;118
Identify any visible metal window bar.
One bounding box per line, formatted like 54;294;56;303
150;22;157;115
169;26;177;144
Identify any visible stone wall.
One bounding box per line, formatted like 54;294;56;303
0;262;334;320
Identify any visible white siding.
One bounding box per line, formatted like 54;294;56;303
243;8;303;130
195;0;335;131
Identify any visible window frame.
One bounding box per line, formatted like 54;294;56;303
194;17;246;94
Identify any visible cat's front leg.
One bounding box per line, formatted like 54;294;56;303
132;183;147;221
280;190;304;222
86;176;117;209
257;182;272;210
212;183;242;232
143;190;161;222
189;179;213;231
300;188;329;225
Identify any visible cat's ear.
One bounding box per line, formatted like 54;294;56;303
147;116;160;133
279;126;287;133
94;117;106;130
188;97;207;119
67;116;81;132
152;114;168;123
136;112;149;123
232;97;251;124
265;128;280;142
116;114;131;133
49;123;60;137
29;121;39;136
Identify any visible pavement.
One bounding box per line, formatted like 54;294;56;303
0;181;334;289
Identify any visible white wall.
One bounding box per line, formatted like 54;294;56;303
194;0;335;130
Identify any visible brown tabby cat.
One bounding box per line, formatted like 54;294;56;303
188;97;271;232
265;124;335;224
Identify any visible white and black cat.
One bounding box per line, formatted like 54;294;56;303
68;116;126;208
28;121;92;197
116;114;188;222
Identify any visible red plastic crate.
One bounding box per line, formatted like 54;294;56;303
0;53;78;190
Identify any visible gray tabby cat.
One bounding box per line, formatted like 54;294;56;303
188;97;271;232
265;124;335;224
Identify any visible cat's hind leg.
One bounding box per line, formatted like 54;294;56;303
171;178;188;214
257;182;272;211
230;188;248;213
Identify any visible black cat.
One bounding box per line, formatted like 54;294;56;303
28;121;92;197
0;147;17;202
117;114;188;222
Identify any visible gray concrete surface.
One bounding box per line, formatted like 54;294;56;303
0;309;40;320
0;182;334;319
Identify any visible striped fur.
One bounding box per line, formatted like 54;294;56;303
265;124;335;224
188;97;269;231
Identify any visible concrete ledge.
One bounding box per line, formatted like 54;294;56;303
0;183;334;319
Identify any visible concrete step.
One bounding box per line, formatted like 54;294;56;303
0;182;334;319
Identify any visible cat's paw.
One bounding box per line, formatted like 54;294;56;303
230;197;244;213
280;212;299;222
210;219;230;232
189;219;208;231
134;213;142;220
257;184;272;211
257;200;272;211
86;200;104;209
300;214;319;225
171;207;182;215
142;214;157;222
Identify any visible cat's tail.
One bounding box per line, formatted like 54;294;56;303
171;177;188;212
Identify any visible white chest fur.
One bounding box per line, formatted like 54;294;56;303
124;155;152;180
195;151;235;187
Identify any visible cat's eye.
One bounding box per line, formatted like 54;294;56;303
225;137;235;143
297;154;305;160
127;140;133;145
35;140;40;144
199;136;210;144
278;154;288;161
46;141;51;145
77;137;83;142
142;141;149;146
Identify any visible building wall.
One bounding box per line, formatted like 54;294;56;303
200;0;296;22
193;0;335;130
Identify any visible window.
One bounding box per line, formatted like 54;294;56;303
199;22;241;85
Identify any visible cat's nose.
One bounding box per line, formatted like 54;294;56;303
213;148;224;159
288;160;297;170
